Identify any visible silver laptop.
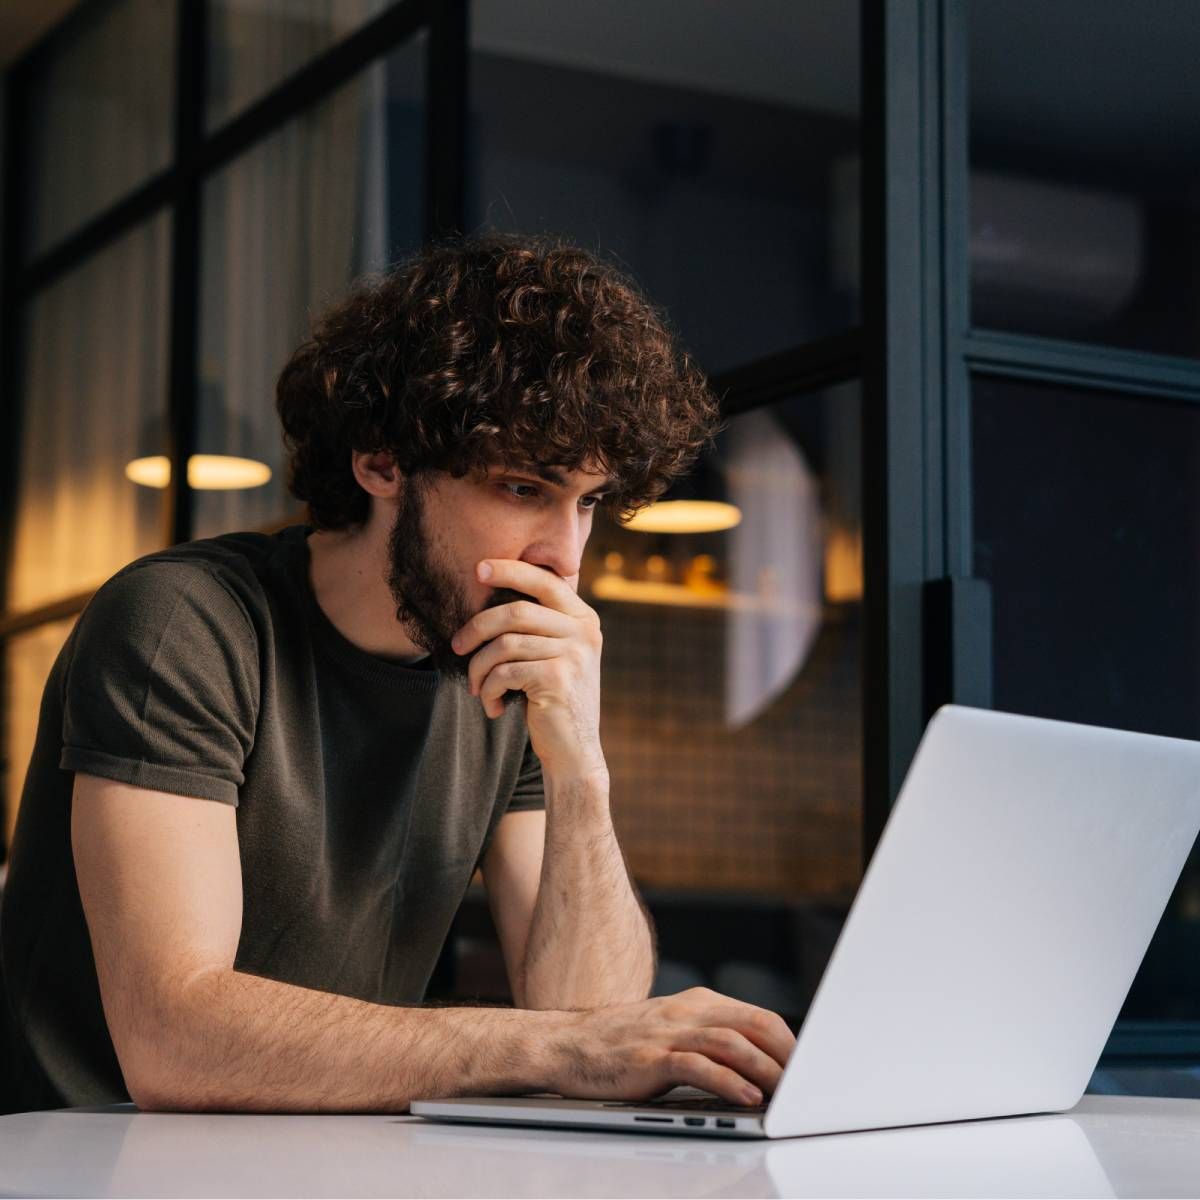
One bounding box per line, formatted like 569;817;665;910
412;705;1200;1139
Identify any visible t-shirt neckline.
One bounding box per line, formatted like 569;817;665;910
278;524;441;692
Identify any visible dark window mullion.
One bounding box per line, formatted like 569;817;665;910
426;0;468;241
862;0;945;857
17;0;434;305
938;0;973;581
1;60;32;625
18;167;178;301
0;59;33;860
966;327;1200;405
714;328;863;417
165;0;207;546
422;0;470;1005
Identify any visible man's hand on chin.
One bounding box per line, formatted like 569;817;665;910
451;558;606;782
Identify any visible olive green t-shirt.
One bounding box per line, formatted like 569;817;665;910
0;524;544;1110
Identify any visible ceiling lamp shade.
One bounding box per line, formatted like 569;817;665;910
125;454;272;490
624;453;741;534
125;393;272;491
624;499;741;534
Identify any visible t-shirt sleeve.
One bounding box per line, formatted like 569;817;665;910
471;733;545;874
506;735;545;812
59;561;259;807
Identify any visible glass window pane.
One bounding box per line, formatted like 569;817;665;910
25;0;176;260
10;215;171;612
3;619;77;854
206;0;392;130
194;35;426;540
468;0;860;376
972;375;1200;1020
586;381;862;902
968;0;1200;358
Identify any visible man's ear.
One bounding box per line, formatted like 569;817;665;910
350;449;403;499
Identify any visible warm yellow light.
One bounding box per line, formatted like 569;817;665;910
125;454;272;491
125;456;172;488
624;500;742;534
188;455;272;489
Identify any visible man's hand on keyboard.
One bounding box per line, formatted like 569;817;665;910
546;987;796;1108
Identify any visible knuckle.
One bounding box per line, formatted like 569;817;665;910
665;1050;703;1074
630;1045;659;1072
653;997;682;1024
511;601;536;623
704;1027;741;1055
745;1007;774;1035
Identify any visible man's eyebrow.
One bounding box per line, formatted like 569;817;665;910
511;464;619;492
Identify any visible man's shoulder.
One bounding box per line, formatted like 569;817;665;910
83;525;308;642
118;525;302;574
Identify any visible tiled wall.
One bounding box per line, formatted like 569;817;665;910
598;598;862;900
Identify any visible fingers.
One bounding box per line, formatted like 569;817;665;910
477;559;592;618
685;991;797;1071
467;633;561;699
453;599;578;657
560;994;794;1109
726;1005;797;1073
659;1051;765;1108
673;1026;786;1098
465;633;564;700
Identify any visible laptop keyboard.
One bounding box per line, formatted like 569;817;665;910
602;1095;768;1114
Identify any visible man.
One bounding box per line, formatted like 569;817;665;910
2;231;796;1114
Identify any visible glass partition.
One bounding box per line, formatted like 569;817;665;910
972;374;1200;1019
969;0;1200;359
468;0;861;376
570;380;863;1014
206;0;392;130
193;32;426;539
25;0;176;259
9;214;171;613
585;381;863;902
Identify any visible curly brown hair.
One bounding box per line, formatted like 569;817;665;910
275;230;722;530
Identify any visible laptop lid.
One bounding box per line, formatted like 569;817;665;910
764;704;1200;1138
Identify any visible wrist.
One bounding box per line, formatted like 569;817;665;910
544;774;612;830
532;1008;587;1095
544;766;610;805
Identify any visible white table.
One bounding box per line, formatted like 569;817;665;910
0;1095;1196;1198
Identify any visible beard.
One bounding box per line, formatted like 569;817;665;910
385;475;532;683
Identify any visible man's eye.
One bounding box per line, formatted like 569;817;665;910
504;483;540;500
503;483;602;509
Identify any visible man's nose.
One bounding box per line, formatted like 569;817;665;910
524;510;585;582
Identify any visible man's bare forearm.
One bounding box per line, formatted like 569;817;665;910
129;966;572;1112
519;771;657;1009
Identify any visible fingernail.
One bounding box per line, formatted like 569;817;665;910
744;1087;762;1105
477;561;492;580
